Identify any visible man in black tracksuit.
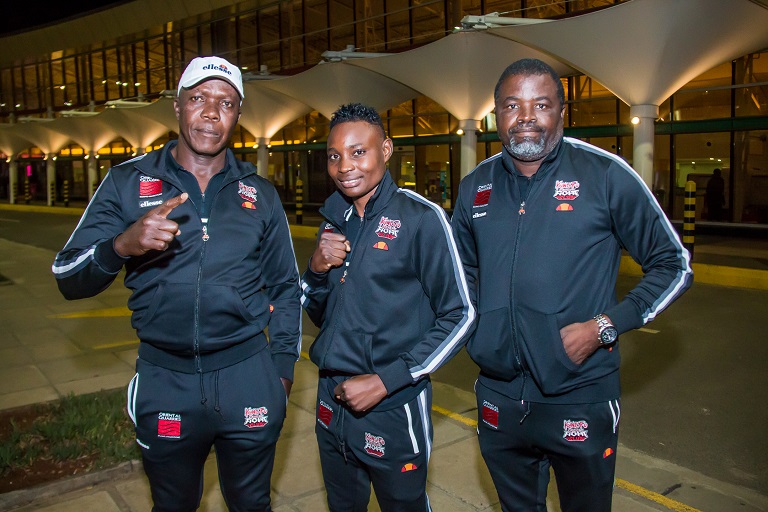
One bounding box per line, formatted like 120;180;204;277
452;59;693;511
52;57;301;511
301;104;475;511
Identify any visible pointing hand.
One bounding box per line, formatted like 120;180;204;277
115;193;189;256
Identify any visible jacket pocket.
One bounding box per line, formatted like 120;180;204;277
515;305;619;395
466;307;518;379
132;282;195;346
313;328;375;375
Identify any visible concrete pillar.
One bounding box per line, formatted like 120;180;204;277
459;119;481;180
630;104;659;189
8;156;17;204
256;138;270;180
87;151;98;200
46;155;56;206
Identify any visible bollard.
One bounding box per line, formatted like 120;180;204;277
296;178;303;225
63;179;69;207
683;180;696;256
50;181;56;206
24;177;30;204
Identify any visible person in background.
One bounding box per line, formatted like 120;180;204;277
451;58;692;511
52;56;302;511
705;167;726;221
301;103;475;511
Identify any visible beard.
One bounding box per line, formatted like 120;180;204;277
505;136;547;161
504;126;561;162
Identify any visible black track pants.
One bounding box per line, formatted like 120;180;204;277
127;349;287;512
315;378;433;512
476;380;620;512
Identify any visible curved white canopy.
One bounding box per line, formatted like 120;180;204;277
258;61;419;120
97;107;172;151
239;81;314;140
348;30;576;121
9;121;72;155
487;0;768;107
43;116;118;153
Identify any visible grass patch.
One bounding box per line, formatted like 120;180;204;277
0;388;140;492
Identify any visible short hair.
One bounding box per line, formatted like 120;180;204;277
494;58;565;107
329;103;387;139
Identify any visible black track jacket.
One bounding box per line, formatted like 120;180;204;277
52;142;302;381
452;137;693;404
301;172;476;410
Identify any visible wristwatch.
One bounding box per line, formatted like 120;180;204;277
594;314;618;345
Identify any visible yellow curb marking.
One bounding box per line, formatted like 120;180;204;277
93;340;139;350
637;327;660;334
49;307;132;318
432;404;477;428
615;478;702;512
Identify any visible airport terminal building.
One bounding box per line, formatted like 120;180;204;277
1;0;767;225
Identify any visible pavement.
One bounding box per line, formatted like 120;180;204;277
1;203;768;511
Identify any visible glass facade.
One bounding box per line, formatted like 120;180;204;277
1;0;767;224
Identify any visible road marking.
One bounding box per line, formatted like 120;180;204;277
616;478;702;511
0;217;21;222
638;327;660;334
93;340;139;350
432;404;477;428
49;307;131;318
430;404;701;512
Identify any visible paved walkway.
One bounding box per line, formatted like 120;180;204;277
1;212;768;510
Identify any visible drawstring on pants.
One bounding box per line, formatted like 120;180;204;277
199;372;208;406
213;370;222;414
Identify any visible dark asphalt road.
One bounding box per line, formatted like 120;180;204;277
1;208;766;496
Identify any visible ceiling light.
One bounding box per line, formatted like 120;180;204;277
631;116;640;125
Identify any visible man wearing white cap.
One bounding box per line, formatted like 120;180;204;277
53;56;302;511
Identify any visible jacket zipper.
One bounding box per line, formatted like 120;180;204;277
509;176;535;377
193;186;220;373
319;210;366;368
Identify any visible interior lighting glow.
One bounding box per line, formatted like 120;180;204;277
630;116;640;125
59;85;66;90
456;128;464;135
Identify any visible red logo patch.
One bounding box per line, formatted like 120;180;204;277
317;400;334;428
482;400;499;429
244;406;269;428
375;217;401;240
157;412;181;438
364;432;385;458
238;181;258;203
401;463;418;472
139;176;162;198
553;180;580;201
473;184;492;207
373;241;388;250
563;419;589;442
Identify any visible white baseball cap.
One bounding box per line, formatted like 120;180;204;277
177;56;244;100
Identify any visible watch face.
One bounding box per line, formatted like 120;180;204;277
600;326;618;345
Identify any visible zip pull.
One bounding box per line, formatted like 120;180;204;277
201;217;210;241
340;261;349;283
518;201;526;215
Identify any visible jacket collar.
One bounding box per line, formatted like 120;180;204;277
133;140;254;185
